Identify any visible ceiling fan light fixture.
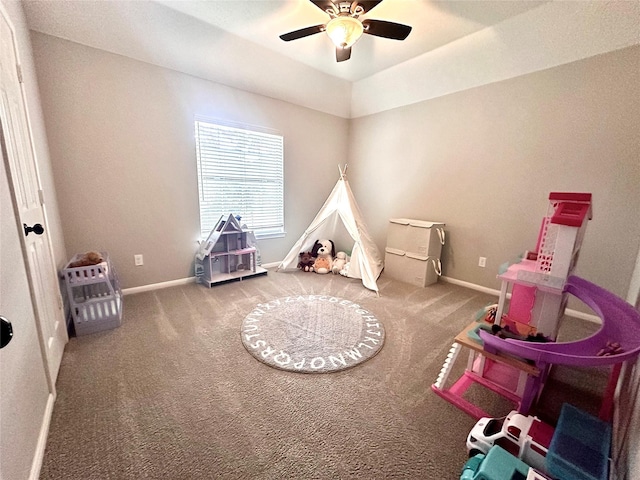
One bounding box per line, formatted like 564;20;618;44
325;16;363;48
280;1;412;63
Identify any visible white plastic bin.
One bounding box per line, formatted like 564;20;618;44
387;218;411;250
406;220;445;257
62;252;122;336
386;218;445;256
384;247;406;281
404;252;438;287
72;294;122;336
384;247;442;287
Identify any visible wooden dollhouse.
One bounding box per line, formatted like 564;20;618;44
195;214;267;287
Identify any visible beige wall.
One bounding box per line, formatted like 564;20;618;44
31;32;349;288
348;46;640;302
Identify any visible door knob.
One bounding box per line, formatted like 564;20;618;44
23;223;44;236
1;317;13;348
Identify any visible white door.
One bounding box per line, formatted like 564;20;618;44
0;9;67;383
1;139;52;479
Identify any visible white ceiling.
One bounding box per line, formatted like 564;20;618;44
156;0;546;82
22;1;640;118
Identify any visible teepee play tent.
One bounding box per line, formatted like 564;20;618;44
277;166;384;293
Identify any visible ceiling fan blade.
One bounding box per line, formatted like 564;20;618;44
279;25;325;42
336;46;352;62
309;1;336;13
362;19;412;40
356;1;385;14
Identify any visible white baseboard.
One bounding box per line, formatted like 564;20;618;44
559;308;600;323
122;277;196;295
440;275;600;324
121;264;278;296
441;275;502;297
30;393;55;480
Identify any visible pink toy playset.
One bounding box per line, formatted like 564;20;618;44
432;192;640;421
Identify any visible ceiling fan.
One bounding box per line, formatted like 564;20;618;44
279;1;412;62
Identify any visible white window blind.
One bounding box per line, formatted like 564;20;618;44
195;120;284;239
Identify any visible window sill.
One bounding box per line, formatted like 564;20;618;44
256;232;286;241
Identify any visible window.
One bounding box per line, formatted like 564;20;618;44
195;119;284;239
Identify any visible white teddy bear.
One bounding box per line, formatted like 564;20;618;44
332;251;349;275
339;261;350;277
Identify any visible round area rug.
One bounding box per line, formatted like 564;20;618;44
241;295;385;373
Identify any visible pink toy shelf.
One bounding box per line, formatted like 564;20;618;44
495;192;593;341
432;322;543;419
480;276;640;368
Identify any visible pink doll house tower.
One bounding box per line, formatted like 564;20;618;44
432;193;595;418
495;192;592;340
433;193;640;480
434;191;640;421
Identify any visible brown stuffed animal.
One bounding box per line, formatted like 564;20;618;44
69;251;104;268
297;251;316;272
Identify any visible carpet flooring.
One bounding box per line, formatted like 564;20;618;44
40;269;606;479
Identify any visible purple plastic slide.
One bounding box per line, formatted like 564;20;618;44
479;276;640;367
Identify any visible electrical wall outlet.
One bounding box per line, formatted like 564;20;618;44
134;254;144;266
478;257;487;268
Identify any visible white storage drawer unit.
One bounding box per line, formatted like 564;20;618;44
384;218;445;287
384;248;442;287
387;218;445;256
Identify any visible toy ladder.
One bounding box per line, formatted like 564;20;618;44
431;322;543;419
433;343;462;390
